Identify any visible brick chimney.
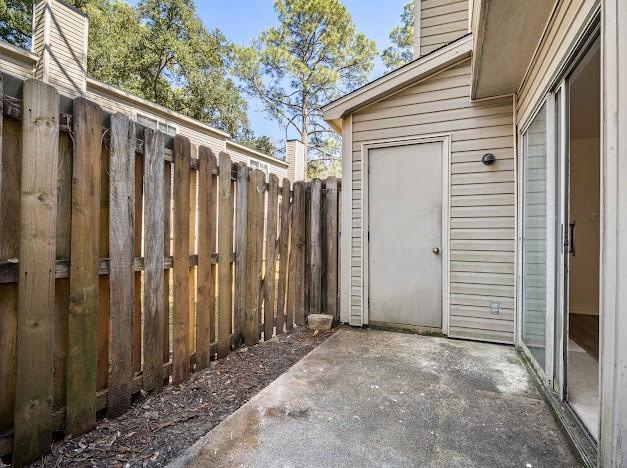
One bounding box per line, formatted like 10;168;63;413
32;0;88;97
286;139;306;182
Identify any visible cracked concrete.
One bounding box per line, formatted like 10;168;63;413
169;328;579;468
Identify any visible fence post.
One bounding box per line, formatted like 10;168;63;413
107;114;136;415
12;79;59;466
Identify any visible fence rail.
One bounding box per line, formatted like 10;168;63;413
0;77;340;466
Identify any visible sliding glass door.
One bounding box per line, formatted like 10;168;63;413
521;104;550;372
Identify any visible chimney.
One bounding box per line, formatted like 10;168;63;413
32;0;88;97
413;0;420;59
286;140;306;182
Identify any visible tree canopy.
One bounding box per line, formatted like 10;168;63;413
235;0;377;172
0;0;32;48
0;0;253;140
381;1;414;70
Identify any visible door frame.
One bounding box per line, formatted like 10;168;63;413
360;134;451;333
516;96;558;384
516;14;600;391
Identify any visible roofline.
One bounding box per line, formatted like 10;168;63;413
86;77;232;139
226;140;289;168
0;40;38;64
40;0;88;19
322;34;473;126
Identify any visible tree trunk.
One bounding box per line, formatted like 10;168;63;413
301;101;308;179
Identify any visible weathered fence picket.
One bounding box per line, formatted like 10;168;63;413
173;135;191;384
107;113;135;415
288;181;306;327
67;97;103;438
0;74;340;466
324;177;339;320
234;162;248;345
195;146;216;370
264;174;279;339
245;169;265;345
217;151;234;359
143;128;165;392
275;178;291;334
12;79;59;467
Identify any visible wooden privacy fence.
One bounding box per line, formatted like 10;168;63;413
0;77;340;466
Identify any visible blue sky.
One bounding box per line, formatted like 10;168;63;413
189;1;407;141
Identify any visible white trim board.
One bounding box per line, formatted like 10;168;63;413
359;134;451;334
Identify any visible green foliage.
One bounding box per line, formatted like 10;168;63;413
0;0;34;48
237;134;278;157
235;0;377;162
307;158;341;179
1;0;251;138
381;1;414;70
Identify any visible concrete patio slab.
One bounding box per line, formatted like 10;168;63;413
169;328;580;468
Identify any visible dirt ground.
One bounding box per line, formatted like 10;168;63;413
23;327;334;468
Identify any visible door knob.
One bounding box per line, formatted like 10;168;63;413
432;247;440;255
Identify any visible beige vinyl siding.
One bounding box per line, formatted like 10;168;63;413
420;0;469;56
350;60;516;343
0;43;36;80
46;1;87;97
516;0;599;126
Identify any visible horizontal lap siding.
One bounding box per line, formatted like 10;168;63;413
47;2;87;98
420;0;469;56
351;60;516;343
0;55;34;80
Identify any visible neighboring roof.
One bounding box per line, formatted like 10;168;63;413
87;78;285;166
0;40;38;64
87;77;231;139
226;140;289;168
322;34;473;131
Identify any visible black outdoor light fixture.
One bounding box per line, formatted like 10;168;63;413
482;153;496;165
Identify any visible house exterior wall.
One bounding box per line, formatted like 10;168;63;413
418;0;469;56
349;59;516;343
0;42;36;80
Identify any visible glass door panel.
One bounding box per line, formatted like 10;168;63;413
522;104;548;371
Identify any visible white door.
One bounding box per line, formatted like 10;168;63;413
368;142;442;328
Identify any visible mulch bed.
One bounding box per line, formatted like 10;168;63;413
24;327;334;468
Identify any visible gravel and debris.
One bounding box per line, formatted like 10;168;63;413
26;327;334;468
